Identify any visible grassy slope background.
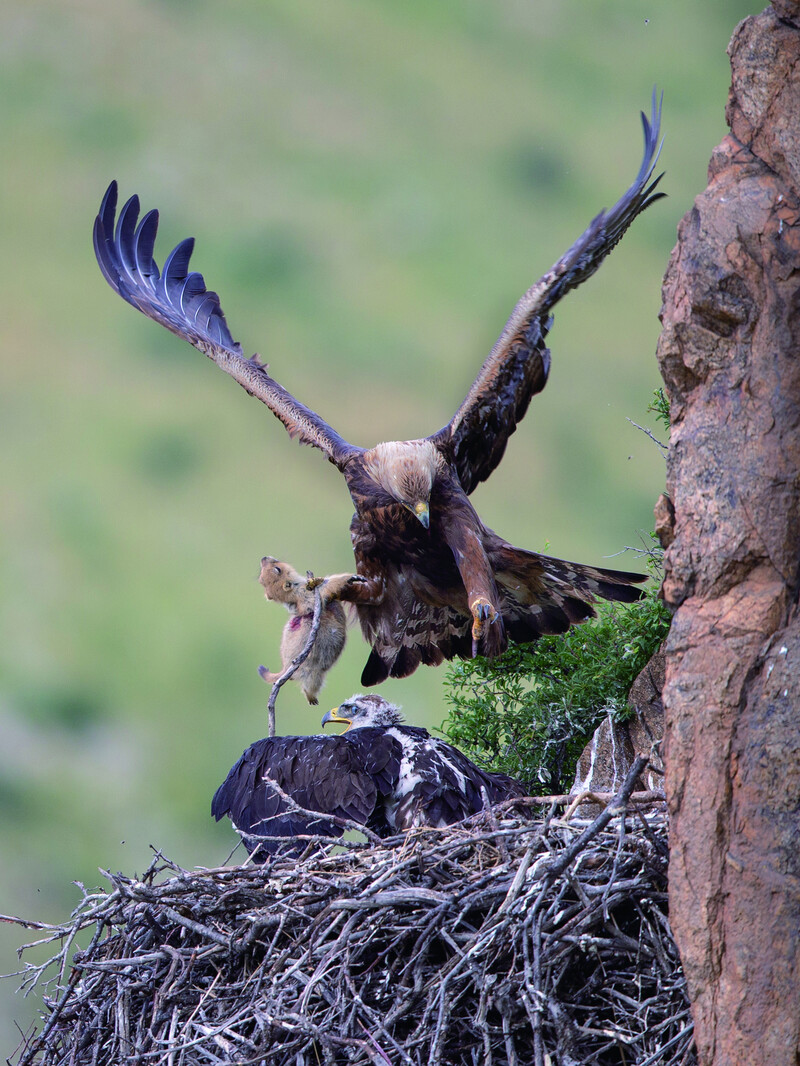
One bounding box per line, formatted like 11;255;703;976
1;0;753;1044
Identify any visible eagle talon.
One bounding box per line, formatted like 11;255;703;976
470;597;499;643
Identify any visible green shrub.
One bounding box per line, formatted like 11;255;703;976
443;390;672;793
442;547;670;796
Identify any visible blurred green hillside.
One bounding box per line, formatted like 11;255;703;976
1;0;754;1045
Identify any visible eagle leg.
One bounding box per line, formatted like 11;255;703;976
336;573;385;606
470;597;502;657
319;572;368;600
439;508;506;658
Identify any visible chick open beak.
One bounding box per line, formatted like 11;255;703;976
413;501;430;529
321;707;352;732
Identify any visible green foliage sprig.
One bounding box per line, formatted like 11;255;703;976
442;547;670;795
649;387;670;431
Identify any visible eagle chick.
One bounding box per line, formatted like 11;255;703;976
212;693;526;858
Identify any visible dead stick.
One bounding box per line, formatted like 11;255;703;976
160;907;230;947
0;914;62;931
16;919;107;1066
626;416;667;452
543;756;648;881
267;575;323;737
492;788;664;813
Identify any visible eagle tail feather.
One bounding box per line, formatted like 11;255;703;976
494;548;647;642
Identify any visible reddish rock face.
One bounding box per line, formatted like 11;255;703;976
658;5;800;1063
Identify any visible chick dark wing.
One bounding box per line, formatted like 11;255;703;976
211;734;396;857
389;727;526;829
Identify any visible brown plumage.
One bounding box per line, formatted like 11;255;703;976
94;93;664;686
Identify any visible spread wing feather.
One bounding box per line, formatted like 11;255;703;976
434;91;664;495
94;181;359;468
211;733;401;857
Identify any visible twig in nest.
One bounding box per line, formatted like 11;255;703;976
492;788;665;818
543;756;648;882
266;573;323;737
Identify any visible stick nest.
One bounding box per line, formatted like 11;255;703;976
11;800;693;1066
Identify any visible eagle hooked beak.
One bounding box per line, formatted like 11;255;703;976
413;501;430;529
321;707;352;732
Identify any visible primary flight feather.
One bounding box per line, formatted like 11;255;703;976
94;92;664;686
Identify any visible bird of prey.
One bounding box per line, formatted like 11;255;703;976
211;693;525;856
94;93;664;686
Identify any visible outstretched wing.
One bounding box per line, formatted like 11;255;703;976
94;182;359;469
211;734;400;858
432;91;665;495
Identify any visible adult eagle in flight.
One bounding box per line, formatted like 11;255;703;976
94;93;663;686
211;693;525;856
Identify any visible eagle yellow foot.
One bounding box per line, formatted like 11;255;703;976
470;597;499;656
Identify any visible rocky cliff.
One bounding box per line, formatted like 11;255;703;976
657;4;800;1063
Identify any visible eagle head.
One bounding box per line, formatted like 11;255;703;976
363;440;445;528
321;694;404;731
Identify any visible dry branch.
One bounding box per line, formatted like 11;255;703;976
266;574;323;736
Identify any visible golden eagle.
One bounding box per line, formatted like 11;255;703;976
94;94;663;686
211;693;525;856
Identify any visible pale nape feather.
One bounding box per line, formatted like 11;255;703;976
361;440;445;506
